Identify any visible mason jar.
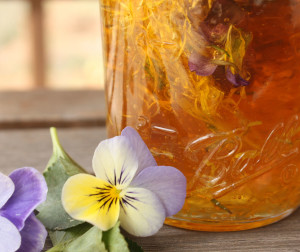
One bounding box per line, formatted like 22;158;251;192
100;0;300;231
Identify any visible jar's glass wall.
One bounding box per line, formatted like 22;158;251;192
100;0;300;231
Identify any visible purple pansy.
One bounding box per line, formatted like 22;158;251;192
0;167;48;252
62;127;187;237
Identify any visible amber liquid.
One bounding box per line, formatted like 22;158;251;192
101;0;300;231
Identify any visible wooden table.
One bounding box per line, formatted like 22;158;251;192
1;90;299;251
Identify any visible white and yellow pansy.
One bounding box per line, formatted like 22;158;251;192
62;127;186;237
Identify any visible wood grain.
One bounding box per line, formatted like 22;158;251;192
0;90;105;129
0;127;106;174
0;128;299;252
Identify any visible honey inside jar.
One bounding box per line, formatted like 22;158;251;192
100;0;300;231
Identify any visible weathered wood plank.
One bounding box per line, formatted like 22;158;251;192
0;90;106;129
0;127;106;174
1;128;299;251
129;209;300;251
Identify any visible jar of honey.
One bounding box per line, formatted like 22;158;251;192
100;0;300;231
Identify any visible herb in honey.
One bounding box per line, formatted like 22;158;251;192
102;0;300;231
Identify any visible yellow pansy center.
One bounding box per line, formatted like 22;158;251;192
88;183;138;214
111;187;122;197
88;184;124;211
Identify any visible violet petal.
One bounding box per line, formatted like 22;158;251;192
17;214;47;252
188;53;217;76
131;166;187;217
121;127;157;175
1;167;48;230
0;216;21;252
0;172;14;208
226;68;250;87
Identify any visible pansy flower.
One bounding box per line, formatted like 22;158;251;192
0;167;48;252
62;127;186;237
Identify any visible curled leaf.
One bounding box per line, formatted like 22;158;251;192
37;128;87;231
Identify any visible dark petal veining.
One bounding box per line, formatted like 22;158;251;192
121;127;157;175
119;187;166;237
92;136;139;187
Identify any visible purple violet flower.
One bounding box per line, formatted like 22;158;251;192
0;167;48;252
188;0;250;87
225;67;250;87
188;53;218;76
188;52;250;87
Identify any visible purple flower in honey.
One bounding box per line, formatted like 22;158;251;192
200;0;245;43
0;168;48;252
189;0;251;87
62;127;187;237
188;52;249;87
188;53;218;76
225;67;249;87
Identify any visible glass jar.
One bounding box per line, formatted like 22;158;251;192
100;0;300;231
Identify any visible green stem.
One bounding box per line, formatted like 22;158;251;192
211;199;232;214
50;127;64;158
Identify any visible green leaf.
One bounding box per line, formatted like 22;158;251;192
102;222;130;252
46;127;86;175
48;222;143;252
64;227;107;252
49;223;93;246
37;161;83;230
37;128;87;230
47;226;107;252
125;238;144;252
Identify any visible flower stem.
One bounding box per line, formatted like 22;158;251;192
211;199;232;214
50;127;64;158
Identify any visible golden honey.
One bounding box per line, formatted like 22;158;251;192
100;0;300;231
